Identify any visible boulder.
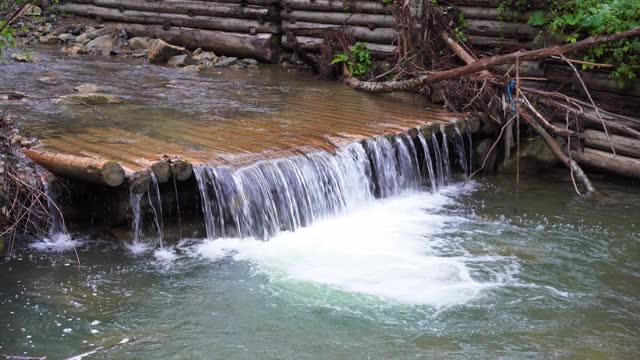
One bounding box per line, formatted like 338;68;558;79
58;33;76;42
73;84;99;94
167;54;196;67
56;93;121;105
148;39;188;64
127;37;153;51
240;58;258;66
193;51;216;63
475;138;498;173
11;52;33;62
75;33;90;45
86;34;115;55
498;136;560;174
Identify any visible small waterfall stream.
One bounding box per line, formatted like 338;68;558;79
194;130;467;241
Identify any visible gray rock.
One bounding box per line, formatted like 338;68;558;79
240;58;258;66
148;39;188;64
131;51;147;58
75;33;90;44
214;56;237;68
38;34;58;44
86;34;115;54
109;46;121;56
56;93;121;105
73;84;99;94
58;33;76;42
62;44;87;55
498;136;559;174
180;65;202;73
167;54;196;67
127;37;154;51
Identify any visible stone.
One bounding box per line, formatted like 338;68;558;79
475;138;498;173
193;48;202;55
27;5;42;16
180;65;202;73
109;46;121;56
214;56;237;68
58;33;76;42
127;37;154;51
39;34;58;44
86;34;115;54
75;33;90;44
131;51;147;58
167;54;196;67
62;44;87;55
148;39;188;64
56;93;121;105
74;84;99;94
240;58;258;66
11;52;33;62
90;26;113;39
194;51;216;62
497;136;560;174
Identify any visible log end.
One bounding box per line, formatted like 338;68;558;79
172;160;193;181
129;169;152;194
102;161;126;187
151;161;171;183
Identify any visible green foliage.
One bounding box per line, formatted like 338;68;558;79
454;13;468;42
0;20;17;60
527;0;640;87
331;42;373;77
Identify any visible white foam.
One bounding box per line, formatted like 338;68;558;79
193;184;514;306
154;247;178;262
30;233;82;252
125;242;153;255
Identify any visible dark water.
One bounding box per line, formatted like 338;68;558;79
1;170;639;359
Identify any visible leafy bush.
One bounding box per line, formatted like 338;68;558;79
331;42;373;77
527;0;640;87
0;21;17;60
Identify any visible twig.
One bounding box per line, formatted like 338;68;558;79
551;56;614;68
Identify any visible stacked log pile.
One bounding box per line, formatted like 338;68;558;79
59;0;281;62
280;0;398;57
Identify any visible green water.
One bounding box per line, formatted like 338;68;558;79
1;171;639;359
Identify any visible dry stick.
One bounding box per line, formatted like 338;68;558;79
559;54;616;156
521;110;597;195
346;27;640;92
566;111;582;196
550;56;614;68
467;114;518;182
520;94;583;139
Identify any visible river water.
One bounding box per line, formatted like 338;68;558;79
1;171;639;359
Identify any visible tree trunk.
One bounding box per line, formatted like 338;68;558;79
572;147;640;180
282;21;397;43
59;3;279;34
282;35;396;56
65;0;271;20
112;23;279;62
281;10;395;27
24;149;125;187
458;6;535;22
583;130;640;158
282;0;392;15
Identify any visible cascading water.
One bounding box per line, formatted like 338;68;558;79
194;130;464;241
129;188;143;244
454;126;469;178
128;175;164;250
440;128;452;185
148;174;164;248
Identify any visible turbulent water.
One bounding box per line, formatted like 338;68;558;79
2;130;639;359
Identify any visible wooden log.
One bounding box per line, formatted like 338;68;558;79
282;0;392;14
198;0;276;5
468;34;532;51
466;19;538;41
448;0;504;7
458;6;536;22
59;3;279;34
583;129;640;158
281;10;395;27
151;161;171;183
112;23;279;62
171;160;193;181
125;168;151;194
63;0;271;20
571;147;640;180
282;21;397;43
24;149;125;187
282;35;397;56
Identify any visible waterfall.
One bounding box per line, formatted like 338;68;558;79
417;133;437;192
43;181;67;236
454;126;469;179
431;133;444;188
128;175;165;246
440;129;452;185
129;189;143;244
149;174;164;248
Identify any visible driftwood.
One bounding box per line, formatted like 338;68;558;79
346;27;640;93
572;148;640;180
281;10;395;27
282;0;392;15
282;21;397;43
59;4;279;34
112;23;279;61
24;149;125;187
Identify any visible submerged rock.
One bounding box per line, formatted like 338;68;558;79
498;137;559;174
86;34;115;55
167;54;196;67
11;52;33;62
74;84;99;94
58;33;76;42
39;34;58;44
62;44;87;55
148;39;188;64
214;56;237;68
56;93;121;105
